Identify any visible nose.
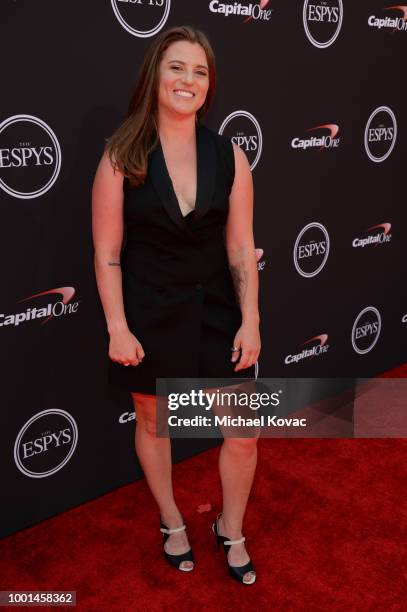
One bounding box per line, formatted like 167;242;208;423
181;70;194;85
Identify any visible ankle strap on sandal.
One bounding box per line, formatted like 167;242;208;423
160;524;186;535
223;536;246;545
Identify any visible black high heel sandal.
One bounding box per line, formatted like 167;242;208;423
212;512;256;585
160;519;195;572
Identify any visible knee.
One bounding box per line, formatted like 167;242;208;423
224;436;258;454
132;394;158;437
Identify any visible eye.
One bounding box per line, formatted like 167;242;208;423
197;70;208;76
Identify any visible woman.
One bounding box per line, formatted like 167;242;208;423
92;25;261;585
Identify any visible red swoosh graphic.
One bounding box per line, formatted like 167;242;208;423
16;286;76;324
366;222;391;235
385;5;407;20
300;334;328;360
307;124;340;139
366;222;391;248
302;334;328;348
306;124;339;153
243;0;270;23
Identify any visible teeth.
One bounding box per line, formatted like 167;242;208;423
174;90;194;98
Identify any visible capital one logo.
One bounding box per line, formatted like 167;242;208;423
119;410;136;423
285;334;330;365
0;114;61;199
368;5;407;32
14;409;78;478
351;307;381;354
209;0;272;22
291;123;340;151
303;0;343;48
219;111;263;170
111;0;170;37
293;222;330;277
364;106;397;162
1;286;79;328
352;222;392;248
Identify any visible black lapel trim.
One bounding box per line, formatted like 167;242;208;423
148;137;185;234
193;122;216;223
148;122;216;237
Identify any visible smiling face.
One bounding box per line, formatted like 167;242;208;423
157;40;210;119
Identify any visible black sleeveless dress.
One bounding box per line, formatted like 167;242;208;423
108;121;256;394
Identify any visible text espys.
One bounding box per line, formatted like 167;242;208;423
306;5;340;23
0;147;54;167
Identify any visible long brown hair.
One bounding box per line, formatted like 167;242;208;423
105;25;216;188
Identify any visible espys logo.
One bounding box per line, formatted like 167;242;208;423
364;106;397;162
209;0;272;22
351;307;381;354
291;123;340;152
111;0;170;37
303;0;343;48
219;111;263;170
285;334;330;365
1;286;79;328
14;409;78;478
368;5;407;31
0;114;61;199
293;222;330;278
352;222;392;248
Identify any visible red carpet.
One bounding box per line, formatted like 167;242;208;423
1;365;406;611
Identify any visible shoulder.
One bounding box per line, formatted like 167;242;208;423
98;147;124;180
92;147;125;199
231;141;251;173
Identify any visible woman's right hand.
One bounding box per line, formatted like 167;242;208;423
108;327;145;367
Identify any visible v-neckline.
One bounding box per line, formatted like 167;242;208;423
158;122;200;220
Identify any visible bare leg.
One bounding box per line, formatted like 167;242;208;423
132;392;194;570
218;437;258;583
204;383;259;584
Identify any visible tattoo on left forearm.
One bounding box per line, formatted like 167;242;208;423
229;263;248;306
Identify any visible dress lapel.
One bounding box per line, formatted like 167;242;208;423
193;122;216;223
149;122;216;237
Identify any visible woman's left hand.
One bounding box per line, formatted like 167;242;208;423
231;321;261;372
